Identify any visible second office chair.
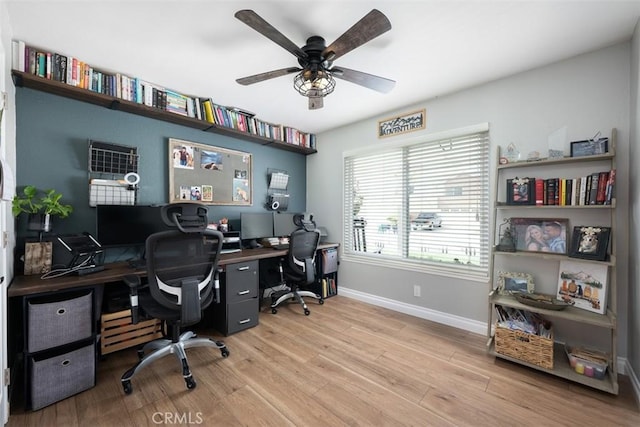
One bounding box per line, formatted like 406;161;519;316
270;217;324;315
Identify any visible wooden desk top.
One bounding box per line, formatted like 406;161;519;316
8;243;339;298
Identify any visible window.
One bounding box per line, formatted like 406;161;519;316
343;126;490;278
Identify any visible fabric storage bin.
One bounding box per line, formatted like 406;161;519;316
29;340;96;410
27;290;93;352
494;323;554;369
322;248;338;274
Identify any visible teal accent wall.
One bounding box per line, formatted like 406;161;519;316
15;87;307;238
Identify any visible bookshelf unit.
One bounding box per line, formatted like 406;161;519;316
12;70;317;155
487;129;618;394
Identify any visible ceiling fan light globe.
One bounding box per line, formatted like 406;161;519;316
294;71;336;97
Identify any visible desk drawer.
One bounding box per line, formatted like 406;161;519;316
27;290;93;353
225;260;258;304
226;298;259;335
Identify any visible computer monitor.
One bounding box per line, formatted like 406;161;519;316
240;212;274;244
96;205;172;248
273;212;299;237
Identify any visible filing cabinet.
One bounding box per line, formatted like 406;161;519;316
211;260;259;335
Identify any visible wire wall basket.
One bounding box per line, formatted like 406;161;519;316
88;140;139;206
89;140;139;174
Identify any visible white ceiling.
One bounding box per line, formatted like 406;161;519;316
5;0;640;134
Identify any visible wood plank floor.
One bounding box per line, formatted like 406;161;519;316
8;295;640;426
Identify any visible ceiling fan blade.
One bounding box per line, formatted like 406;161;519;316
323;9;391;61
331;67;395;93
236;67;301;86
235;10;307;61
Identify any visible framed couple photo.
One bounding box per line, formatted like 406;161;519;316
511;217;569;254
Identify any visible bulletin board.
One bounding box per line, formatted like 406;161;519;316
168;138;252;205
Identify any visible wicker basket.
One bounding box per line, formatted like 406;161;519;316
494;323;554;369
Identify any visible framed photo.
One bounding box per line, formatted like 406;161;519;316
511;217;569;254
569;226;611;261
506;177;535;205
497;271;534;295
570;137;608;157
378;109;426;138
557;260;608;314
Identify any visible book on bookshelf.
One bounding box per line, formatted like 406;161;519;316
604;169;616;205
11;39;316;150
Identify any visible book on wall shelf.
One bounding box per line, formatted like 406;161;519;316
503;170;615;207
10;39;316;151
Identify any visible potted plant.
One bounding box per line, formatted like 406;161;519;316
12;185;73;233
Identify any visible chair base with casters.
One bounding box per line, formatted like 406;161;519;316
269;256;323;315
270;286;323;315
120;321;229;394
120;261;230;394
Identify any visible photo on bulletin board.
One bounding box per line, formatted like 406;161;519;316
168;138;252;205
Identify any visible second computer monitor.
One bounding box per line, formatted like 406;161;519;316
240;212;274;241
273;212;300;237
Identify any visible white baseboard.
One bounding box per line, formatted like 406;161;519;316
623;358;640;408
339;286;640;406
338;287;486;335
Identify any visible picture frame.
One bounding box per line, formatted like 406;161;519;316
557;260;608;314
570;137;608;157
506;177;535;205
168;138;252;206
497;271;534;295
511;217;569;254
378;108;426;138
569;225;611;261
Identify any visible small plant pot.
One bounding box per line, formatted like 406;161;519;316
27;213;52;232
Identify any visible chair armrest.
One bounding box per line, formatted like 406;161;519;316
122;274;142;324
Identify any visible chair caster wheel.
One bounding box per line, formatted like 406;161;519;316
221;348;230;358
272;308;278;314
186;377;197;390
122;380;132;395
304;309;310;316
319;299;324;305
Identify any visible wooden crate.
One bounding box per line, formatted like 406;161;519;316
100;309;163;355
494;324;554;369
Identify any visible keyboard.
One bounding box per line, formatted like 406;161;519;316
272;244;289;250
220;248;242;254
128;259;146;269
76;265;105;276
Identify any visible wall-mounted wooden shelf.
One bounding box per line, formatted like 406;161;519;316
12;70;317;155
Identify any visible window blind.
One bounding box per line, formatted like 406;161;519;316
344;130;490;276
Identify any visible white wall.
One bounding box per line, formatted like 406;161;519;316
309;43;631;356
629;21;640;390
0;1;16;423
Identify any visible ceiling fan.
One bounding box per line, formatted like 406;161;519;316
234;9;395;110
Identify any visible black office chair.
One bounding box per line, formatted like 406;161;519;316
120;203;229;394
270;215;324;315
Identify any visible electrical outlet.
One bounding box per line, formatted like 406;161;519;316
413;285;421;297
